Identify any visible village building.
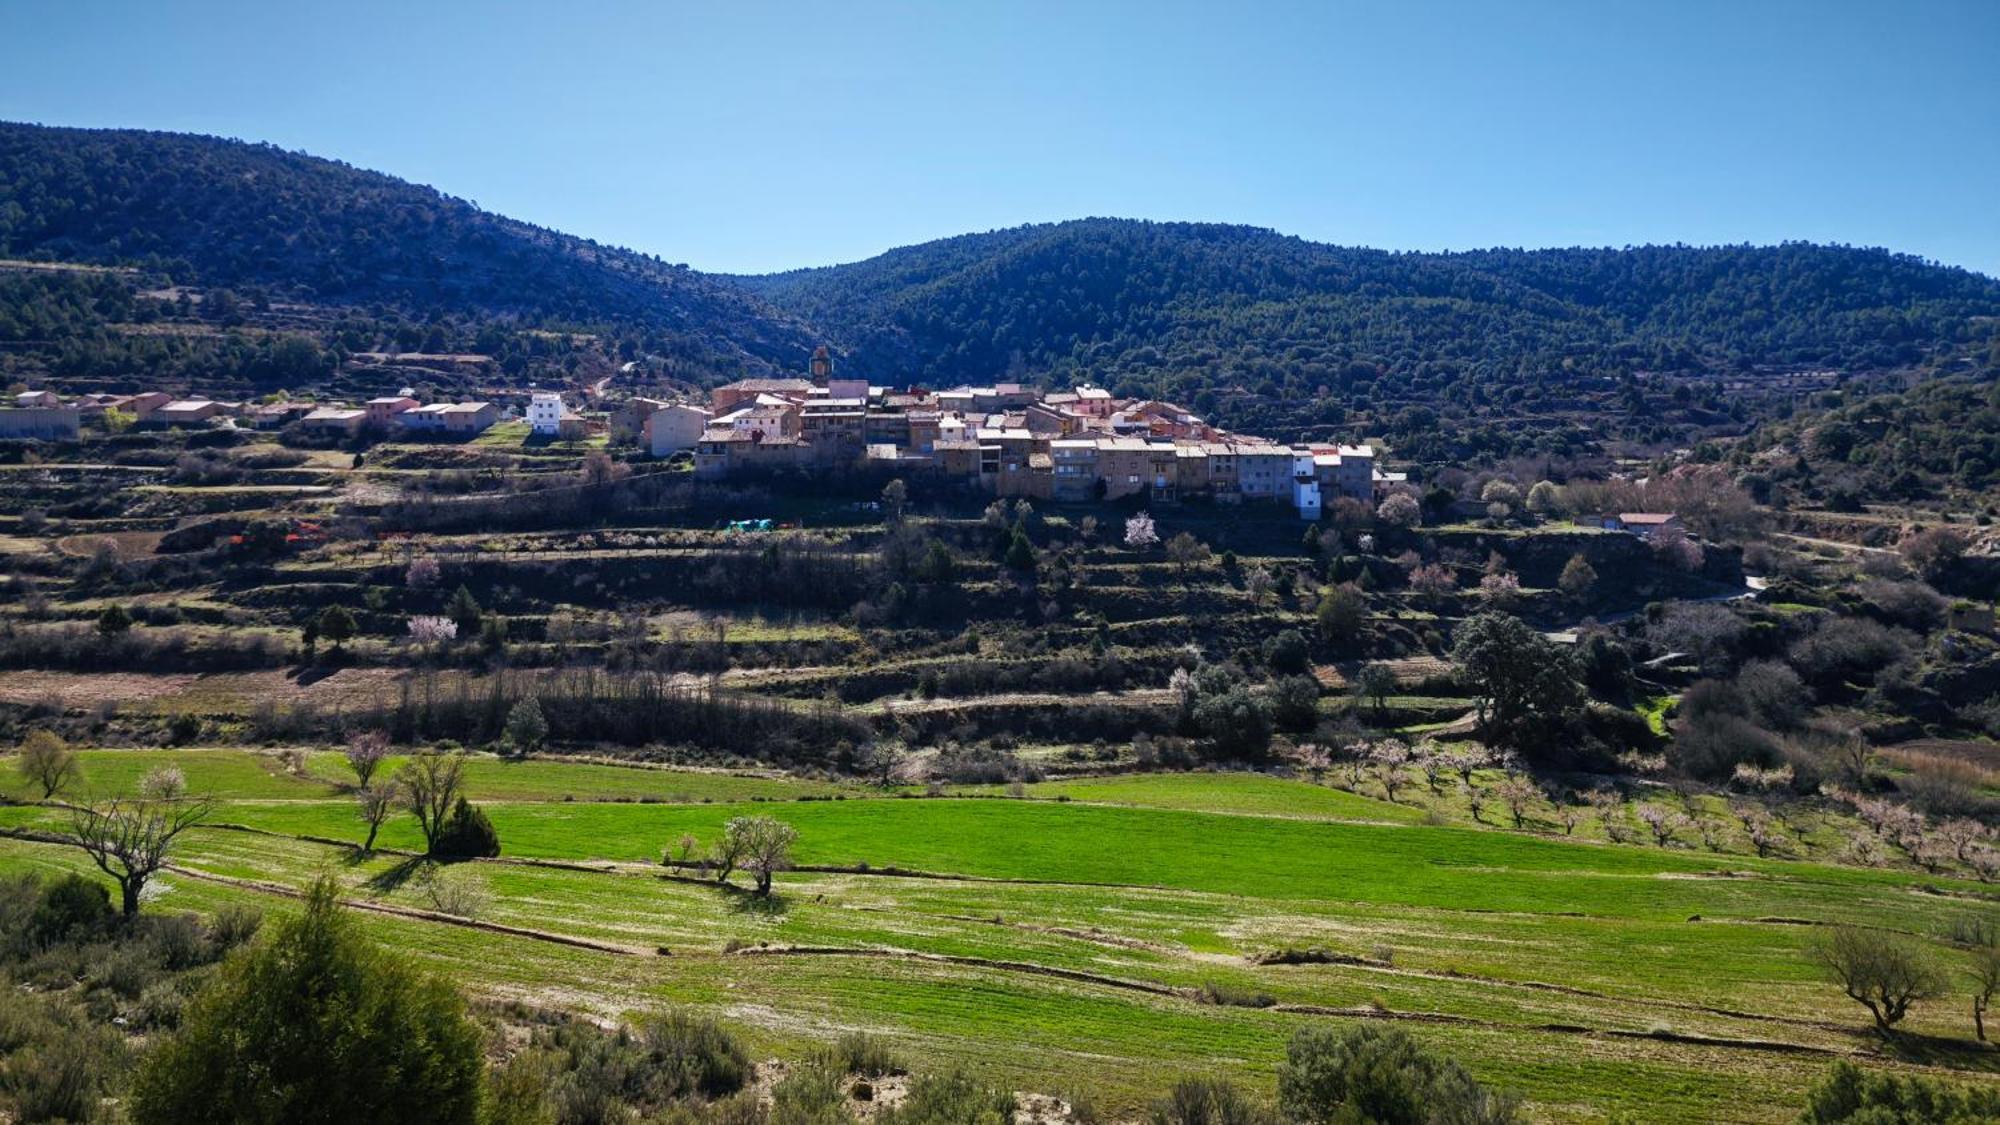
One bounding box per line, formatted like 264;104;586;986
150;399;224;428
1604;512;1684;539
302;406;367;436
646;404;712;455
0;406;81;440
365;396;420;427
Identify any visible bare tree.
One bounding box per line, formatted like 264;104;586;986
345;729;392;788
1812;925;1945;1034
16;729;80;799
66;796;214;917
356;779;401;853
727;815;798;896
1969;942;2000;1042
401;752;467;854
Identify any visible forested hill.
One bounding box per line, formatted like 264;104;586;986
0;121;818;377
734;220;2000;402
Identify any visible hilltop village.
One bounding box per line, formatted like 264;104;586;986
639;349;1394;515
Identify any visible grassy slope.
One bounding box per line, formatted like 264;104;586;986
2;749;1995;1121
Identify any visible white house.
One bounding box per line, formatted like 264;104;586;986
1290;449;1322;520
527;391;566;437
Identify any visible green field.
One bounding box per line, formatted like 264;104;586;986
1;748;1994;1121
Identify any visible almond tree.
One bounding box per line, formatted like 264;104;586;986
67;794;215;917
1123;512;1159;550
1494;776;1538;829
1464;784;1490;824
345;729;392;788
356;779;400;853
1552;799;1585;836
1637;803;1688;847
1369;740;1412;803
1414;742;1448;795
1736;804;1786;858
1939;818;1990;864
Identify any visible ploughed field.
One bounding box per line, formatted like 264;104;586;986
3;749;1994;1122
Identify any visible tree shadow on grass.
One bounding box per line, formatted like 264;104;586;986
719;882;789;918
1874;1030;2000;1072
363;856;430;894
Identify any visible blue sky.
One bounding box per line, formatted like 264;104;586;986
6;0;1998;276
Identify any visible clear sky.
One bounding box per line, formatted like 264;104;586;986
6;0;1998;276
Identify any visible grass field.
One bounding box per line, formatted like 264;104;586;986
1;747;1995;1121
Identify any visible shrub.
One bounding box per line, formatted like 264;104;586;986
879;1068;1015;1125
1801;1060;2000;1123
1149;1076;1279;1125
29;873;114;947
1671;713;1780;780
827;1031;904;1077
420;866;493;919
1267;675;1322;733
1277;1024;1521;1125
431;797;502;859
1262;629;1310;675
639;1010;753;1101
129;877;486;1124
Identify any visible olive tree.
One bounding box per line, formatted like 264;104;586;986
1812;925;1946;1034
725;815;798;896
17;728;81;799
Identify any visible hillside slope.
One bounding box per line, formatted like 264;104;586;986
736;218;2000;401
0;121;818;378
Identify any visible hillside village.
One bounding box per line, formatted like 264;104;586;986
640;349;1396;514
4;343;1407;520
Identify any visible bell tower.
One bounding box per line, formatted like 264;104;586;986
810;344;833;384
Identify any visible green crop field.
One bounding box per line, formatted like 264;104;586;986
1;748;1993;1122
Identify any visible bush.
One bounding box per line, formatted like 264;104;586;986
1149;1076;1279;1125
638;1010;754;1102
1262;629;1310;675
879;1068;1015;1125
29;873;114;947
129;877;486;1125
1193;687;1275;759
431;797;502;859
1267;675;1322;733
1672;713;1781;780
1277;1024;1521;1125
0;1005;123;1125
827;1031;904;1077
1801;1060;2000;1123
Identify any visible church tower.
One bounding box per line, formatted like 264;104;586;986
810;344;833;383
